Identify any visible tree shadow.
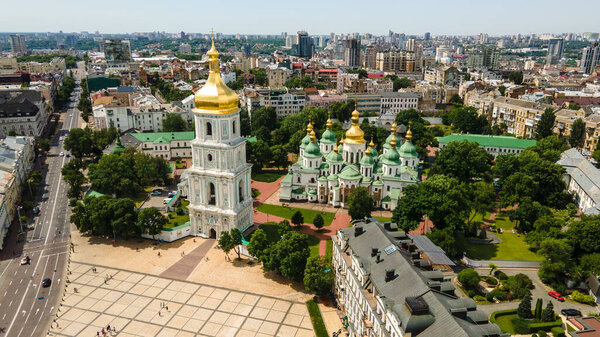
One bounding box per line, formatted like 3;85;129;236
79;233;189;251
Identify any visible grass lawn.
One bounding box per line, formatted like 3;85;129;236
164;200;190;229
493;211;517;230
257;203;336;226
307;234;321;258
494;313;518;334
459;232;543;261
306;300;328;337
252;170;286;183
375;217;392;222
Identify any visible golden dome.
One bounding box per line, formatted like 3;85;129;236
390;137;397;149
344;109;366;145
365;146;371;156
406;121;413;142
369;137;375;147
326;111;332;129
193;35;239;114
391;122;397;134
310;130;316;142
306;118;313;134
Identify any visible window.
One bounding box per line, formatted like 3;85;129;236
208;154;213;161
297;177;301;183
206;122;212;136
208;183;216;205
239;180;244;202
233;121;236;134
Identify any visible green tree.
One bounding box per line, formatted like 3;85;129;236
569;118;585;148
347;187;375;220
517;293;533;319
37;138;51;153
276;220;292;237
534;298;543;320
229;228;244;259
538;238;572;285
313;214;324;230
488;263;497;275
218;231;234;256
498;85;506;97
579;253;600;275
162;113;188;132
509;71;524;85
467;182;496;226
566;216;600;257
270;144;290;169
536;108;556;140
449;93;463;106
247;229;270;261
240;108;251;136
431;140;493;182
247;139;272;172
330;100;354;123
61;158;87;198
64;127;94;157
303;256;333;296
264;231;310;281
87;154;141;197
427;227;460;258
457;268;480;289
136;207;167;240
541;301;555;322
291;211;304;227
568;102;581;110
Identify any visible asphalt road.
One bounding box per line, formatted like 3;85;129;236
0;63;84;336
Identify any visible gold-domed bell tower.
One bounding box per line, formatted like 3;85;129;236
184;30;253;240
342;109;367;164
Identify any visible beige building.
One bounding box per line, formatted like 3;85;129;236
0;58;18;75
491;97;555;138
18;58;66;74
266;66;290;88
375;50;415;72
554;107;600;153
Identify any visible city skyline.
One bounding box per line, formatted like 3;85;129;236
1;0;599;36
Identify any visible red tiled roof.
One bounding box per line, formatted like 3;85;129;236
555;97;600;106
318;68;338;73
368;73;384;79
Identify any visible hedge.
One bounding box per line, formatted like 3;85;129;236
551;327;565;337
528;316;563;333
306;300;328;337
490;309;518;323
571;290;596;305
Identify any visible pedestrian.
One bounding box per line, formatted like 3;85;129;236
97;332;99;336
107;324;110;331
112;327;116;332
104;279;106;284
158;310;162;317
158;252;161;257
166;305;168;311
101;328;105;334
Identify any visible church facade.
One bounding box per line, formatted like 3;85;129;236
179;39;253;239
280;112;419;210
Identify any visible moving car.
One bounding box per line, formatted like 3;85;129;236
32;206;40;215
548;291;564;301
41;278;51;287
59;152;64;157
561;309;582;317
151;189;162;196
20;256;30;265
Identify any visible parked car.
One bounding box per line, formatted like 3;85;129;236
32;206;40;215
20;256;30;265
59;152;64;157
548;291;565;301
66;153;70;158
151;190;162;196
163;198;171;204
41;278;52;287
561;309;582;317
167;191;177;198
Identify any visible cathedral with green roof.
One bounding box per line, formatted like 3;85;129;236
280;109;420;210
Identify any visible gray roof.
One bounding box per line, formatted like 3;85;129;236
339;222;505;337
381;92;420;99
0;90;43;118
557;148;600;214
408;234;456;266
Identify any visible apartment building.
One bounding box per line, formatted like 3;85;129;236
0;89;49;137
380;92;419;115
490;97;554;138
400;83;459;112
0;58;18;75
265;89;306;118
375;50;416;72
18;58;66;75
346;93;382;115
266;66;290;89
333;221;506;337
423;66;461;85
557;149;600;215
554;107;600;154
127;132;195;160
305;93;346;109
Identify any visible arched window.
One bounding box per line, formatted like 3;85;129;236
208;183;216;205
206;122;212;136
208;154;213;162
233;121;236;135
238;180;244;202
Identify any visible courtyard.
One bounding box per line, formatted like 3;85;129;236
50;262;314;337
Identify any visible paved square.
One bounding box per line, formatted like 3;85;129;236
50;262;315;336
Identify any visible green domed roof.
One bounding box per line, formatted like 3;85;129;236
326;150;343;163
359;152;374;166
320;129;336;143
304;141;322;158
338;167;362;180
328;174;338;181
384;134;400;149
381;148;401;166
369;146;378;157
300;133;311;149
398;140;418;158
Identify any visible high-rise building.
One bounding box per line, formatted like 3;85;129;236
344;38;361;68
581;42;600;74
424;32;431;41
363;45;377;69
291;31;314;59
9;35;27;54
180;39;253;239
467;46;498;69
285;35;292;48
242;43;251;57
546;38;564;65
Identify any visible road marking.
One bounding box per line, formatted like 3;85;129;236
5;252;43;336
0;258;13;280
9;281;12;285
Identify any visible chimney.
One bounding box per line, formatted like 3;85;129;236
385;269;395;282
355;226;364;236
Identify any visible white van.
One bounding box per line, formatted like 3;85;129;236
163;198;171;204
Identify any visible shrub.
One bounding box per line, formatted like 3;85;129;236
474;295;486;302
534;298;543;320
458;268;481;289
467;289;477;298
485;276;498;286
551;327;565;337
551;282;566;295
490;309;517;323
494;290;508;301
495;270;508;280
537;331;547;337
512;317;530;334
514;273;534;289
571;290;596;305
486;292;496;302
69;197;77;206
176;208;184;216
529;319;562;333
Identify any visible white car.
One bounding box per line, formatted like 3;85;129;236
20;256;30;265
59;152;64;157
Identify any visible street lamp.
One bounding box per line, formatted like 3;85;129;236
15;204;24;234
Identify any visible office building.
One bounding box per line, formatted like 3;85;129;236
344;38;361;68
332;221;506;337
546;38;564;66
581;43;600;74
9;35;27;54
380;92;419;115
291;31;314;59
424;32;431;41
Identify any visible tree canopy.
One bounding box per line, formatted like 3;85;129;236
431;140;493;182
162;113;188;132
347;187;375;220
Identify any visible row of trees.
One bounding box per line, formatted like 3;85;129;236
63;126;119;158
71;196;167;240
77;79;92;121
54;75;76;109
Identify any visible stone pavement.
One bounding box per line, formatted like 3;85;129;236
51;262;315;337
160;239;215;280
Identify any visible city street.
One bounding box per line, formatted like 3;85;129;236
0;63;84;336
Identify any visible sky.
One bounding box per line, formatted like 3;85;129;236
2;0;599;36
